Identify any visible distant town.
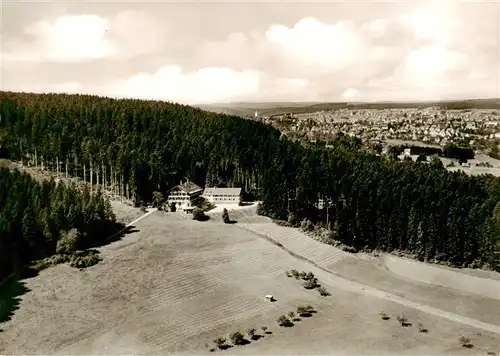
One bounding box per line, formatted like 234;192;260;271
245;107;500;176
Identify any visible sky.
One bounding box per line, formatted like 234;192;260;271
1;0;499;104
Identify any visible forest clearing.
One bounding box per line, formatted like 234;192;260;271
1;209;499;355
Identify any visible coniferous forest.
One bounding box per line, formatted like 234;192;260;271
0;166;117;281
0;91;499;273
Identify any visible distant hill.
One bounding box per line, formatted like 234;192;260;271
197;98;500;117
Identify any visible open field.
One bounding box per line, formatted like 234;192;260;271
1;209;500;355
385;255;500;300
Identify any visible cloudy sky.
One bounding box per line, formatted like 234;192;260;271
1;0;499;104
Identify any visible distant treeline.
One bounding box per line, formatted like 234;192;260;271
202;98;500;117
388;144;475;161
0;167;120;281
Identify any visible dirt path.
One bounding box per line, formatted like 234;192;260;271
239;224;500;335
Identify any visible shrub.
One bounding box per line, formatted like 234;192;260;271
256;202;265;215
379;312;390;320
287;212;298;226
303;279;318;289
397;315;410;327
222;208;230;223
297;306;308;315
305;272;315;280
247;328;256;339
169;202;177;212
213;337;227;350
261;326;268;333
290;269;299;278
69;249;102;269
458;335;472;348
277;315;292;327
140;205;147;213
300;218;314;232
306;305;314;312
288;311;295;319
417;323;428;333
317;286;330;296
56;228;81;254
298;271;307;279
192;207;206;221
229;331;245;346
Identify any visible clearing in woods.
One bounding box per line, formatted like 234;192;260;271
1;208;499;355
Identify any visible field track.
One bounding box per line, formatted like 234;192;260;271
237;222;500;335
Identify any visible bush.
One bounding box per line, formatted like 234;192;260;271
287;212;298;226
417;323;428;333
256;202;265;215
277;315;293;327
229;331;245;345
317;286;330;296
297;306;308;315
261;326;268;333
379;311;390;320
397;315;411;327
458;335;473;348
298;271;307;279
288;311;295;319
213;337;227;350
169;202;177;212
140;205;147;213
69;249;102;269
302;279;319;289
305;272;315;280
247;328;256;338
56;228;81;254
290;269;299;278
222;208;230;224
300;218;314;232
192;207;206;221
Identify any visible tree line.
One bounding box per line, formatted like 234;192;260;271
0;166;119;281
388;143;475;162
0;91;499;271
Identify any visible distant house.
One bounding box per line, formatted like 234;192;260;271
202;187;242;205
167;180;203;211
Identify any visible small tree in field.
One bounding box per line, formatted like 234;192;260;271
277;315;293;327
152;191;165;209
192;207;206;221
288;311;295;320
213;337;227;350
458;335;472;348
317;286;330;296
247;328;257;340
230;331;245;345
222;208;230;223
261;326;268;333
397;315;410;327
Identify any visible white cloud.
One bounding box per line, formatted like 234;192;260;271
342;88;359;100
4;11;166;63
265;17;362;72
405;45;469;77
20;15;115;61
3;1;498;103
101;66;261;104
